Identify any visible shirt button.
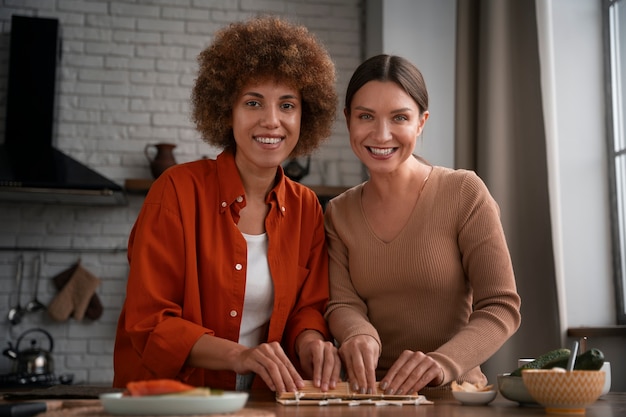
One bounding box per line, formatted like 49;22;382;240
235;263;243;271
281;206;286;212
236;196;243;203
230;310;238;317
221;201;227;207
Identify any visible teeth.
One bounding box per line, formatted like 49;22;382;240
256;137;282;144
369;147;394;156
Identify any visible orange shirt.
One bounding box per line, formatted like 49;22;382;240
113;151;330;389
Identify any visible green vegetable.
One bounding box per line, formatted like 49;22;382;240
543;348;605;371
510;348;571;377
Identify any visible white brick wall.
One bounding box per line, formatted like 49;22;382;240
0;0;362;385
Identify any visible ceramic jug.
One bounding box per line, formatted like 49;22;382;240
145;143;177;179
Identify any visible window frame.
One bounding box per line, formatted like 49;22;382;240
603;0;626;324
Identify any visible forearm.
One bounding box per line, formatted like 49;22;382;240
188;334;305;393
187;334;246;371
328;307;380;348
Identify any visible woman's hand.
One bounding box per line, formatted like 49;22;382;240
296;330;341;391
379;350;443;395
188;334;305;392
337;335;380;394
232;341;304;393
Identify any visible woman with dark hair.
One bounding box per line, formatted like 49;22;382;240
325;54;521;396
113;16;340;393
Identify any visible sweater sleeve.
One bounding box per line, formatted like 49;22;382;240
324;192;382;353
428;171;521;385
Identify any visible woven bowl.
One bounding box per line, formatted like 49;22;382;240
521;369;605;414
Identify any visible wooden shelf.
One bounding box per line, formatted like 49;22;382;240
567;326;626;338
124;179;349;200
124;178;153;193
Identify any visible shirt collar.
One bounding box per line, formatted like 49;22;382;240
216;150;287;217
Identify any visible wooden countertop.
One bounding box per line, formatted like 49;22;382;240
2;386;625;417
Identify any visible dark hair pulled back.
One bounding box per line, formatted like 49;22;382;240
344;54;428;115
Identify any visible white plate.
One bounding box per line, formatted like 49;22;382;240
99;392;249;416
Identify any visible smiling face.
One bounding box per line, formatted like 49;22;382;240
232;79;302;175
345;80;428;175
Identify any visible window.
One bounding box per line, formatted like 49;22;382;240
604;0;626;324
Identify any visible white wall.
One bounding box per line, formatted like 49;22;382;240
548;0;614;327
381;0;456;168
543;0;624;391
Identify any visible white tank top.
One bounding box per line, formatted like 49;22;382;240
238;232;274;348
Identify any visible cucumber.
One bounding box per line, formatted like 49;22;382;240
510;348;571;377
543;348;605;371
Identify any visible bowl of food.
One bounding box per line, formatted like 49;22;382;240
497;373;538;405
521;369;605;414
451;381;497;406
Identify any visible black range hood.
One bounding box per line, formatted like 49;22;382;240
0;15;126;205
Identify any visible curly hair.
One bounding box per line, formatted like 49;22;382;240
191;16;337;157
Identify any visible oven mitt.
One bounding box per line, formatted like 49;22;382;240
48;262;101;321
51;262;104;320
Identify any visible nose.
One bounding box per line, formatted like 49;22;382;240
260;106;280;128
373;119;393;143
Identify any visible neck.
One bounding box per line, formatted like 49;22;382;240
366;157;430;199
239;167;277;202
233;151;280;201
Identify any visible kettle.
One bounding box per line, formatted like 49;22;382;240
3;328;54;375
283;156;311;182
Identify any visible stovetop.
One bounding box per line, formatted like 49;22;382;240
0;371;73;388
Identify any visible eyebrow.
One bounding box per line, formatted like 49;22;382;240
242;91;299;100
354;105;413;114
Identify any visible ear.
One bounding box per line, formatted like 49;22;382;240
417;110;429;135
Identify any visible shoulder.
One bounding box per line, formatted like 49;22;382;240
426;167;499;220
431;166;490;197
170;159;215;178
286;180;319;202
144;159;214;203
432;166;482;185
323;183;365;227
325;183;363;211
154;159;213;186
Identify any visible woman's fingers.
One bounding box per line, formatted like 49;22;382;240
299;339;341;391
236;342;304;393
324;344;342;390
381;350;443;395
338;335;379;394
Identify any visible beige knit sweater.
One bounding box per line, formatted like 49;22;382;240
324;166;521;387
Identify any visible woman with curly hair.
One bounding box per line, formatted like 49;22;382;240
113;16;340;393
